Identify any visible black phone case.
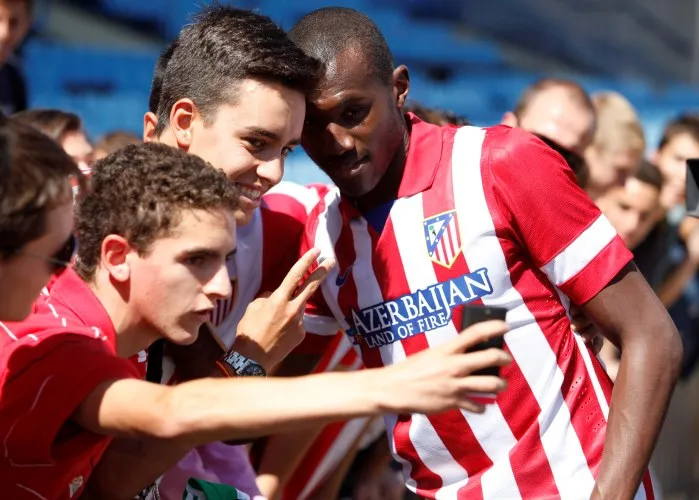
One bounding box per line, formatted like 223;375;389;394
461;305;507;376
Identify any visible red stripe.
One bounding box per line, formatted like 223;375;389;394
641;470;655;500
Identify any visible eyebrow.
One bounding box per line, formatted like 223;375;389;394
242;126;300;147
226;249;237;260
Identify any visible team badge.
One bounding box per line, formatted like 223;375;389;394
423;210;462;268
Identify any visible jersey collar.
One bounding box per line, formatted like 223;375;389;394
48;268;118;344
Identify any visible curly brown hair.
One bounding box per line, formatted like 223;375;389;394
74;142;239;280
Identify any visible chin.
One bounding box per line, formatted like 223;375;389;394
168;328;200;346
235;208;255;227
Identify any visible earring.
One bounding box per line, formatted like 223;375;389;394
183;130;191;140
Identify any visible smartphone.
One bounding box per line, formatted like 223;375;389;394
461;304;508;377
461;305;508;405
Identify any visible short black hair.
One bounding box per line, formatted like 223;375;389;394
634;160;664;191
658;113;699;151
149;41;177;114
155;5;321;136
289;7;394;85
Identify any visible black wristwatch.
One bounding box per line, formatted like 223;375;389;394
222;350;267;377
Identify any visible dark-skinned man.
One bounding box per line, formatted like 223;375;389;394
281;7;680;500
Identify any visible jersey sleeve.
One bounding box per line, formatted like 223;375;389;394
0;332;139;464
259;182;331;294
484;127;633;304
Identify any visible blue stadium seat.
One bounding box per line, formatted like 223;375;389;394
29;91;148;139
24;41;158;94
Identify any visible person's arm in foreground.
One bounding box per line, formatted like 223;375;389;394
80;320;510;499
583;263;681;499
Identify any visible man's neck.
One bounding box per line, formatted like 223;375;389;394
87;276;158;359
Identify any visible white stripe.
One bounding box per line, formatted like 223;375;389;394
542;215;617;286
326;334;353;370
0;321;17;341
574;334;610;418
384;413;418;494
302;314;340;335
46;302;59;318
312;191;351;332
452;126;594;498
393;191;521;498
350;217;404;367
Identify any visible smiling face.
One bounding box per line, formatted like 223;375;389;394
127;208;236;345
301;46;408;198
172;78;306;226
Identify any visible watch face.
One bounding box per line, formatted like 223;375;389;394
239;362;266;377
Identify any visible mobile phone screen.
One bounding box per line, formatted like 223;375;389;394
461;305;508;404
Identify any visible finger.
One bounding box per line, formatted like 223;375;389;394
457;399;486;414
449;320;509;352
457;374;507;394
454;348;511;375
274;248;321;300
292;256;336;305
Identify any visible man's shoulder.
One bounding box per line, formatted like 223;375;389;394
0;303;113;362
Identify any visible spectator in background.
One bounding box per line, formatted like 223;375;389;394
405;102;469;126
0;114;84;321
595;161;664;380
584;91;645;200
13;108;94;176
0;0;31;115
596;160;663;253
633;114;699;379
94;130;141;161
652;114;699;214
501;77;596;155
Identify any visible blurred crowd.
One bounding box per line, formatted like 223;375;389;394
0;0;697;499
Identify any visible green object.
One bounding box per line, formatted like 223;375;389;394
182;478;251;500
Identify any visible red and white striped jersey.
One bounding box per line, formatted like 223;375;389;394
301;116;655;499
283;332;368;500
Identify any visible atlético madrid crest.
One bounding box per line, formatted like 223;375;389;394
423;210;462;268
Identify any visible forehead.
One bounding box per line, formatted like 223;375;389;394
311;46;384;107
619;178;659;207
664;132;699;155
155;208;236;249
210;78;305;135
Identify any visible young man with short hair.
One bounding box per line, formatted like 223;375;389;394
289;7;680;499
